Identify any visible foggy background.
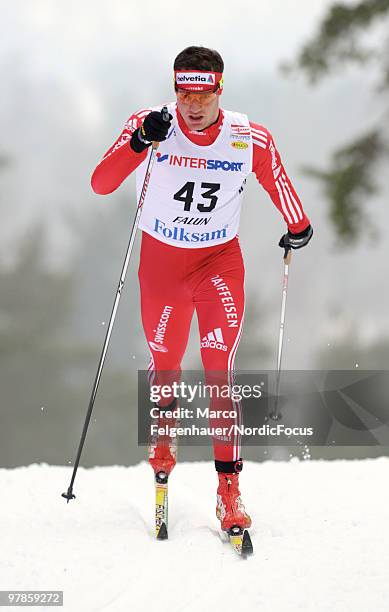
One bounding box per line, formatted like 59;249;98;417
1;0;387;467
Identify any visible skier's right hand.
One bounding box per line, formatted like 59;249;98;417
130;110;172;153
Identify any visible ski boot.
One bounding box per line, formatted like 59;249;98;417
216;470;253;555
216;472;252;531
148;399;178;477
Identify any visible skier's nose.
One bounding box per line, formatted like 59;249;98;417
188;100;203;113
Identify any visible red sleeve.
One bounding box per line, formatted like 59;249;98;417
250;121;310;233
91;109;151;195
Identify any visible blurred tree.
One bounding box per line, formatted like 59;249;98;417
0;223;140;467
287;0;389;244
0;154;11;169
317;326;389;368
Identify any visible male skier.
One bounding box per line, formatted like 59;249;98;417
91;46;312;541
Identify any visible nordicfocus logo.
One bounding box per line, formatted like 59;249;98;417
176;72;215;85
149;305;173;352
156;152;243;172
201;328;227;351
154;218;228;243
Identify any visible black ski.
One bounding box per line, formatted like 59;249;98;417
227;525;254;557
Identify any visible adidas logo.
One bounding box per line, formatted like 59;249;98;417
200;328;228;351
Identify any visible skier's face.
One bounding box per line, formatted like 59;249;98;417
176;90;220;131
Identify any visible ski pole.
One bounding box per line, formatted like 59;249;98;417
62;107;170;502
268;244;292;421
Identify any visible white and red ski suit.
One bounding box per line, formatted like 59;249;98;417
91;103;310;467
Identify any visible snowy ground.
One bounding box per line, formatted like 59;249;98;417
1;459;388;612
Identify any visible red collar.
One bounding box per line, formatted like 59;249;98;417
176;107;224;146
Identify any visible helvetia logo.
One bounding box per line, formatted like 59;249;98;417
201;328;228;351
155;153;243;172
176;72;215;85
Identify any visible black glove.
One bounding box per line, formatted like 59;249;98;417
279;224;313;250
130;109;172;153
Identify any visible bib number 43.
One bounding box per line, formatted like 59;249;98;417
173;182;220;212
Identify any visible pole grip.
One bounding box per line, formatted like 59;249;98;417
284;247;292;264
152;106;170;150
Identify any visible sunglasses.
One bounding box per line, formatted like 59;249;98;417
176;90;218;105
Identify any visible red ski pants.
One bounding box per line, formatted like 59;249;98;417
138;231;245;463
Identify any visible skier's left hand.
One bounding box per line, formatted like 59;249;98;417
279;224;313;250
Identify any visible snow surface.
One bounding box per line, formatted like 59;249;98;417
1;459;389;612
